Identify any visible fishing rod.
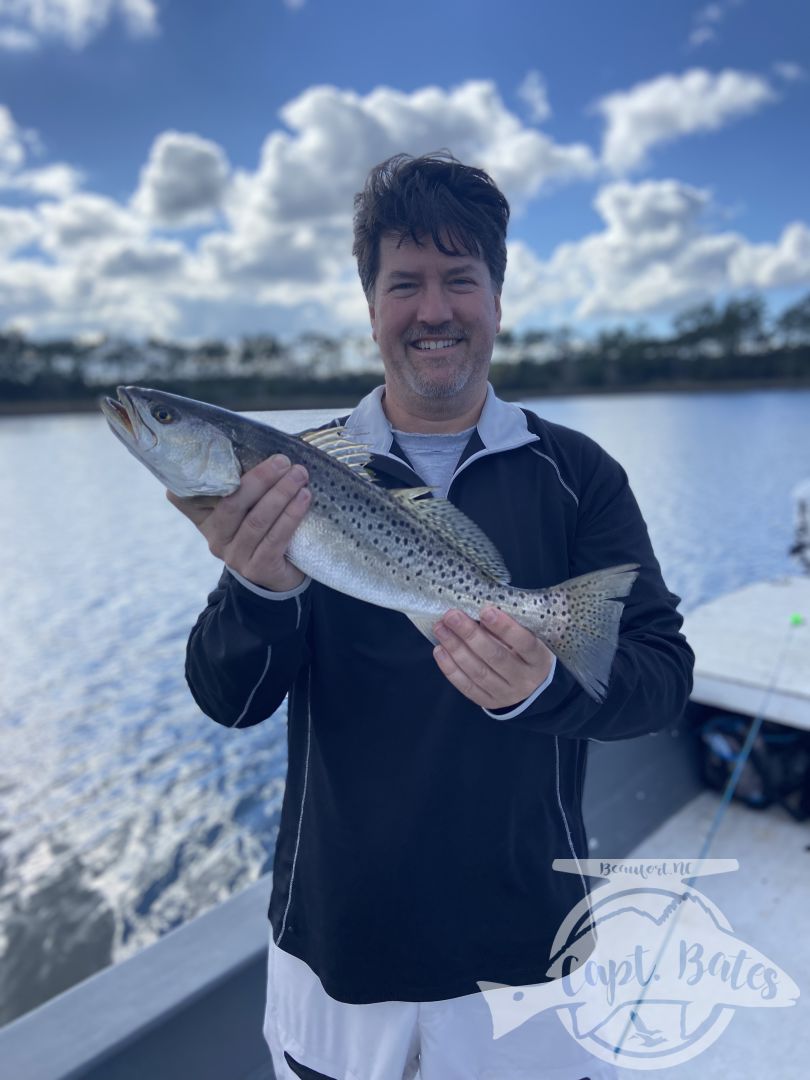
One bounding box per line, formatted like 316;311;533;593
609;606;806;1062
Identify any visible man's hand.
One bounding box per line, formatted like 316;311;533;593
166;454;311;592
432;606;554;710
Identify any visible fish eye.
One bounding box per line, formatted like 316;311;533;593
150;404;176;424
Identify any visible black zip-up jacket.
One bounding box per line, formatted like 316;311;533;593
185;386;694;1003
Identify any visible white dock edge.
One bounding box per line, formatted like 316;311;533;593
683;576;810;730
0;872;276;1080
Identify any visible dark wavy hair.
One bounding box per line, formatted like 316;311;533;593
352;152;510;300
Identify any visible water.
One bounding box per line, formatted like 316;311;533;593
0;389;807;1024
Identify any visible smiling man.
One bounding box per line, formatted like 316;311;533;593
174;153;694;1079
369;234;500;423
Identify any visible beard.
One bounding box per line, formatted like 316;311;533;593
399;346;490;401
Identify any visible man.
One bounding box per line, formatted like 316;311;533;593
170;153;694;1079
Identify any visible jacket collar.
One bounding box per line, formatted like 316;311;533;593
343;383;540;460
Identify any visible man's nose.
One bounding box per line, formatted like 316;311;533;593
416;283;453;326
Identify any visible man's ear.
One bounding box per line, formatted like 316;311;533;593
369;302;377;342
494;293;502;334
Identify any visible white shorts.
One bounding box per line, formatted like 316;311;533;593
263;936;616;1080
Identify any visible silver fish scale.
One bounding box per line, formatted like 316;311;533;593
287;473;518;620
264;429;565;630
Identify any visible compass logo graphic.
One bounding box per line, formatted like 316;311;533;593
478;859;799;1071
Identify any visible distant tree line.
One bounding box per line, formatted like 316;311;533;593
1;292;810;411
490;294;810;394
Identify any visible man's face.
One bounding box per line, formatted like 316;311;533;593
368;232;502;414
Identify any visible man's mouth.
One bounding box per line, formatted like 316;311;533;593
410;338;463;351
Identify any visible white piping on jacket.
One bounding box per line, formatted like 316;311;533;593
554;735;589;905
528;445;579;507
230;645;272;728
277;668;313;944
226;571;307;727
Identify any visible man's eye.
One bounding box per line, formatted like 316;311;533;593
390;283;416;291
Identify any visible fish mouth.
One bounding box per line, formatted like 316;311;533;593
100;387;157;449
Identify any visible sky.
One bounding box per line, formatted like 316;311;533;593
0;0;808;344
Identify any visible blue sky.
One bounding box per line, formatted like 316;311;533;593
0;0;807;342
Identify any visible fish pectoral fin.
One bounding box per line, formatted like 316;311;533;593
297;426;377;479
393;494;511;585
405;613;439;644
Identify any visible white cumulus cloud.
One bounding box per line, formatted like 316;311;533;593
0;104;82;196
688;0;742;49
500;179;810;325
729;222;810;290
0;205;40;253
0;0;158;51
95;237;186;280
0;104;26;171
773;60;806;83
226;80;594;230
2;75;808;343
0;23;34;48
0;225;187;340
132;131;231;227
38;193;144;254
6;162;81;197
193;79;597;315
517;71;552;124
596;68;778;174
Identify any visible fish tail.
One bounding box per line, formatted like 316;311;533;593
521;563;640;703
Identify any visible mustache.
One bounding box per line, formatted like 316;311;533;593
404;325;466;343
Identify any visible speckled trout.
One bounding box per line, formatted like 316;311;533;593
101;386;639;701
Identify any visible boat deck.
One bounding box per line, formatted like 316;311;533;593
682;576;810;729
615;790;810;1079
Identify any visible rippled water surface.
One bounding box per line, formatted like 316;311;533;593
0;389;807;1023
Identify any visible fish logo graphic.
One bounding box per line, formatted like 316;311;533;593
477;859;799;1071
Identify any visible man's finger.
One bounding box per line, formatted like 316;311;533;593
166;490;221;525
241;486;311;576
433;645;496;708
434;611;513;676
220;465;309;565
479;606;544;660
213;455;298;538
433;608;554;709
434;619;514;689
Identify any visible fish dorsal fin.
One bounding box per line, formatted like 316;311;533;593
297;426;377;481
390;490;511;585
390;485;434;501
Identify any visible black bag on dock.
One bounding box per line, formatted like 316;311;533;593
698;713;810;820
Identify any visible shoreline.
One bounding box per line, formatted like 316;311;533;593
1;376;809;417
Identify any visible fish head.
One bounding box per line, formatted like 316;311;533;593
100;386;242;497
